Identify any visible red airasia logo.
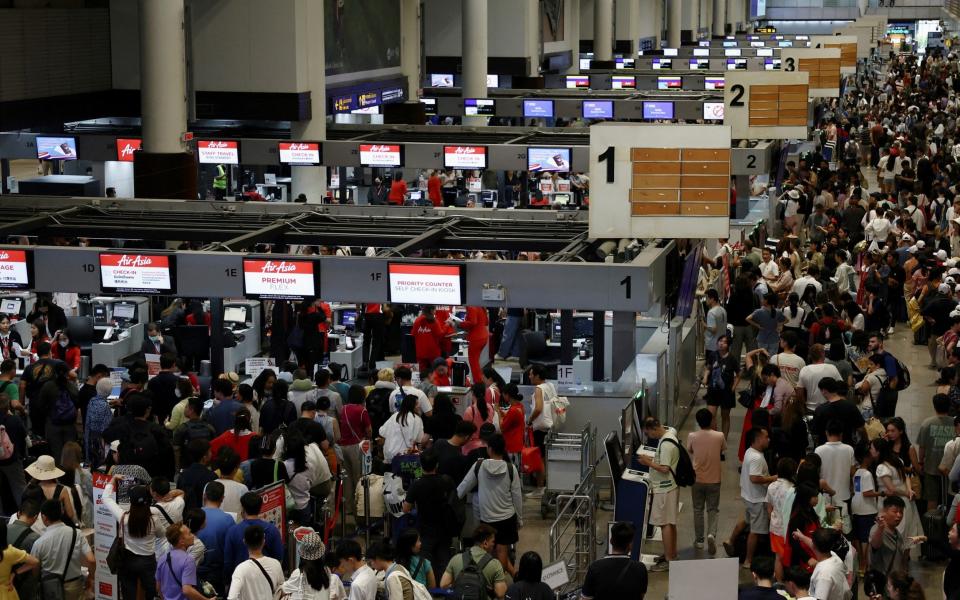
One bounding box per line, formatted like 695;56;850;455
260;261;298;274
117;255;153;267
116;138;142;162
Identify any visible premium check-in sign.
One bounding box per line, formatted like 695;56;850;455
278;142;321;165
100;254;173;292
243;259;316;299
0;250;29;289
197;140;239;164
443;146;487;169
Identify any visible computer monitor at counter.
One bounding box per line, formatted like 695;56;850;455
339;309;357;329
112;302;136;322
223;306;248;324
551;315;594;340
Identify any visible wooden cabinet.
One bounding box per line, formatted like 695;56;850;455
748;83;809;127
629;146;730;217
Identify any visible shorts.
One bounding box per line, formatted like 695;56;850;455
853;513;877;543
533;429;548;457
650;488;679;526
745;501;770;535
706;388;735;409
770;533;786;555
484;514;519;546
924;473;944;503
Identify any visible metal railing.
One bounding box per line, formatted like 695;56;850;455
548;452;602;595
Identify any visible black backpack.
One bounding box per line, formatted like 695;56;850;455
182;420;215;443
122;421;160;468
658;437;696;487
366;387;393;435
893;355;911;391
452;550;494;600
50;387;77;425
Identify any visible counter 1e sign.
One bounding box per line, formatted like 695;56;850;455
359;144;403;168
0;250;32;290
242;258;319;300
197;140;239;165
388;263;465;305
278;142;322;166
443;146;488;169
99;253;175;294
116;138;142;162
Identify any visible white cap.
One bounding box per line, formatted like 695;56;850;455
940;282;952;295
901;234;914;243
937;249;949;261
946;277;956;286
787;189;800;199
947;260;959;269
917;240;927;249
908;245;918;254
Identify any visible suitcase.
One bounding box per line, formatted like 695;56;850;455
922;475;949;561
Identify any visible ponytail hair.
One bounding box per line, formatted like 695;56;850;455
788;293;800;318
764;292;779;319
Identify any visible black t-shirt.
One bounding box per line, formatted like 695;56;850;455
404;473;455;533
581;555;647;600
707;353;740;394
434;439;471;482
505;580;556;600
0;411;26;464
22;358;63;402
177;463;217;510
945;550;960;600
249;458;290;489
77;382;97;419
738;586;785;600
812;399;865;446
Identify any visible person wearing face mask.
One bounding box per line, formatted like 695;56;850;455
0;315;24;362
367;177;388;206
141;322;177;356
50;331;81;371
412;306;446;374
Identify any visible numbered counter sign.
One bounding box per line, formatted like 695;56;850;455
588;123;732;239
780;47;842;98
723;72;810;140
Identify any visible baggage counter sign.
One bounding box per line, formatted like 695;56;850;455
0;249;31;289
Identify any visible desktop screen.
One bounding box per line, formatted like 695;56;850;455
113;303;136;320
643;101;674;120
1;299;21;315
340;310;357;327
431;73;454;87
523;99;554;118
223;307;247;323
582;100;614;119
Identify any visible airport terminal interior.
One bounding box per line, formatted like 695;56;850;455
6;1;960;599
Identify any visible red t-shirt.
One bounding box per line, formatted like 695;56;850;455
428;176;442;206
412;315;445;359
501;403;525;454
210;430;254;462
388;180;408;205
341;404;371;445
52;344;81;370
462;306;489;342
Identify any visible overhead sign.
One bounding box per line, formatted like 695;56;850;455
359;144;403;167
358;91;380;108
115;138;142;162
388;262;465;305
810;35;858;73
443;146;488;169
780;47;841;97
333;95;356;113
197;140;239;165
278;142;322;166
723;72;809;139
242;258;319;300
99;253;175;294
0;249;31;290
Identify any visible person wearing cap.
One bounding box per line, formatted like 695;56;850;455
101;482;164;600
282;532;337;600
30;499;94;600
24;455;79;526
156;522;208;600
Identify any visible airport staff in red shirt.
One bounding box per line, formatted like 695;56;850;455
387;174;408;205
411;306;445;373
427;171;443;207
459;306;490;384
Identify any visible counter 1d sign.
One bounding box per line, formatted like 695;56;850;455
0;250;30;289
278;142;321;166
243;258;317;300
99;253;174;294
197;140;240;164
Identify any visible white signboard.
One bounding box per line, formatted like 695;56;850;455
278;142;321;165
197;140;239;164
99;253;174;293
541;561;570;590
245;357;276;380
668;558;739;600
93;473;119;600
359;144;403;167
557;364;576;386
723;71;810;140
242;258;317;300
443;146;488;169
388;263;465;305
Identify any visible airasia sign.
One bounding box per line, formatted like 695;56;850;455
443;145;487;169
116;138;142;162
278;142;321;165
197;140;239;164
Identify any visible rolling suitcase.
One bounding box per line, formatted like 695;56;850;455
922;475;949;561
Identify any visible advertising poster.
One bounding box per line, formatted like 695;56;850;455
527;147;571;172
325;0;400;76
245;357;276;381
0;250;29;289
388;263;464;305
254;482;287;533
93;473;118;600
36;136;77;160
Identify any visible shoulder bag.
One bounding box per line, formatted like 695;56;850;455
40;524;77;600
106;513;127;574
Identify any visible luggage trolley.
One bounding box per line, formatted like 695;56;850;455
541;425;593;519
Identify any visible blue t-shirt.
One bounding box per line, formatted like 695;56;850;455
156;549;197;600
198;507;235;577
749;308;786;345
222;519;285;578
206;398;242;435
409;556;433;587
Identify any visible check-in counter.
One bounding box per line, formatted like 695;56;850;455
223;300;262;373
93;322;145;367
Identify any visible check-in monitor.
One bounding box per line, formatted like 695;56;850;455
223;306;247;324
340;310;358;328
464;98;496;116
704;77;725;90
693;48;710;57
662;48;678;56
725;48;742;56
0;298;21;316
112;302;136;321
757;48;773;57
582;100;614;119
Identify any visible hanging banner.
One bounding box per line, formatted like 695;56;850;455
93;473;119;600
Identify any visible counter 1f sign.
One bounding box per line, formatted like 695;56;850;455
116;138;142;162
242;258;319;300
278;142;322;166
99;253;175;294
443;146;488;169
197;140;240;165
0;249;32;290
388;263;465;305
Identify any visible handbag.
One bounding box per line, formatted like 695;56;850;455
41;524;77;600
737;389;755;410
521;428;544;475
909;473;923;498
864;417;885;441
106;513;126;574
286;320;305;350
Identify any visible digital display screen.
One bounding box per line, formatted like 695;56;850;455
611;76;636;89
358;92;380;108
523;99;555;118
723;41;737;47
242;258;319;300
725;48;742;56
278;142;322;166
582;100;614;119
487;74;500;88
643;101;674;120
116;138;142;162
0;250;32;290
197;140;239;165
333;95;355;113
703;102;725;121
359;144;404;167
751;41;765;47
420;98;437;115
224;307;247;323
690;59;710;70
727;59;748;70
796;35;809;40
657;76;682;90
693;48;710;56
757;48;774;57
431;74;454;87
464;98;496;116
113;303;135;320
99;253;176;294
652;59;672;70
705;77;725;90
36;137;77;161
764;58;782;70
663;48;678;56
388;262;465;305
779;40;793;47
579;58;592;70
443;146;488;169
527;147;571;173
615;57;635;69
566;75;590;88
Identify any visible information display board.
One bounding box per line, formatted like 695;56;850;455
523;99;555;118
810;35;858;73
388;262;465;305
588;123;732;238
0;249;32;290
528;147;571;172
197;140;240;164
278;142;322;165
780;47;841;97
583;100;614;119
36;136;77;160
99;253;176;294
464;98;496;116
242;257;319;300
116;138;142;162
723;71;810;139
359;144;404;167
443;146;488;169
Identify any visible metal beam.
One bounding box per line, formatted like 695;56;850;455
206;212;316;252
379;217;461;257
0;205;84;237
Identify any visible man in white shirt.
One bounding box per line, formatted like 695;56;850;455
814;421;856;505
227;525;284;600
797;344;842;413
771;331;806;388
866;210;894;242
724;428;776;569
390;365;433;417
792;264;824;297
805;529;852;600
760;247;780;281
337;538;379;600
937;415;960;479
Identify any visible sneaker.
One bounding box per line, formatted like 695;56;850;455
707;534;717;555
649;561;669;572
887;326;895;335
525;488;545;499
722;541;735;557
695;539;704;549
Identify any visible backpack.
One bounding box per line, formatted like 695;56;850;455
441;481;467;537
386;567;434;600
893;355;911;391
452;550;494;600
0;424;14;460
657;437;696;487
366;387;393;436
181;420;214;442
51;387;77;425
121;421;160;467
